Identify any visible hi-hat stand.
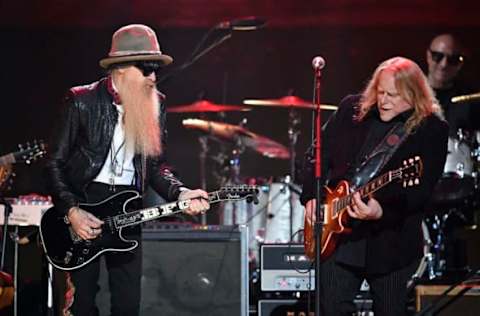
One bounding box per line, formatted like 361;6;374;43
287;105;301;241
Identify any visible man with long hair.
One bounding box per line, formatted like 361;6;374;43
301;57;448;315
46;24;210;315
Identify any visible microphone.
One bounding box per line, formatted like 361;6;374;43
216;16;267;31
451;92;480;103
312;56;326;70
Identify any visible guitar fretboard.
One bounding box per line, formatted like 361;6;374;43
333;169;404;215
111;187;255;229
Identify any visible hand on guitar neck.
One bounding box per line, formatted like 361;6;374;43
347;192;383;220
305;194;383;225
177;189;210;215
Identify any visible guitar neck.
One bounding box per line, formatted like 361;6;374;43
0;154;15;166
112;190;225;229
337;170;401;210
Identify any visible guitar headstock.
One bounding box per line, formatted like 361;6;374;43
15;140;47;164
400;156;423;187
217;185;259;203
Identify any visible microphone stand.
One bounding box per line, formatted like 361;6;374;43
157;27;232;86
313;63;323;316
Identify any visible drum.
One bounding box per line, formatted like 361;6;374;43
431;136;476;204
220;180;304;264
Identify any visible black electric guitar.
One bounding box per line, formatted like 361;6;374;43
40;185;258;271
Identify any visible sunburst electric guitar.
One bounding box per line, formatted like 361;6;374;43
40;185;258;271
304;156;423;260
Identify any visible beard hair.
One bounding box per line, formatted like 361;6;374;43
117;76;162;157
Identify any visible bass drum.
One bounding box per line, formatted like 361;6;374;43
431;136;476;205
220;180;304;264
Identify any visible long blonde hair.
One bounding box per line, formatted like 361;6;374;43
356;57;443;133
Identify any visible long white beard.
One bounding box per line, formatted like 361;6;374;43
118;79;162;157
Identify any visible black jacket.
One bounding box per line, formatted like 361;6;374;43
301;95;449;274
45;77;184;216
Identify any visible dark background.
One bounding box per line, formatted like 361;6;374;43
1;1;479;216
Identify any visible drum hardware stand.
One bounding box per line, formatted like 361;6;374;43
198;135;209;225
287;107;301;241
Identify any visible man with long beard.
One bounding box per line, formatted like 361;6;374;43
46;24;210;316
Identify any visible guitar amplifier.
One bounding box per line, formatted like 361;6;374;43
260;244;315;292
97;225;249;316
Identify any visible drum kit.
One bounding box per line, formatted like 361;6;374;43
168;95;337;263
415;127;480;283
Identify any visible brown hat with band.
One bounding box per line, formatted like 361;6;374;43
99;24;173;69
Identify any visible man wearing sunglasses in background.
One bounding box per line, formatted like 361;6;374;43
425;34;480;282
46;24;210;315
426;33;480;134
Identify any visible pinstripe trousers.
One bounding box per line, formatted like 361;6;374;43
319;252;419;316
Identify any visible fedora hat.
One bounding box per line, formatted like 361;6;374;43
99;24;173;69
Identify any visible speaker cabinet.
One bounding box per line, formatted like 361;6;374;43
415;284;480;315
97;226;248;316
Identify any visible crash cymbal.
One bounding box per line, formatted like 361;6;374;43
451;92;480;103
243;95;337;110
168;100;251;113
182;118;290;159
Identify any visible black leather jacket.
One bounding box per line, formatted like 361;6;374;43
45;77;184;215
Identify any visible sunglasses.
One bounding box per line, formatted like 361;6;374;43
429;49;464;66
134;61;162;76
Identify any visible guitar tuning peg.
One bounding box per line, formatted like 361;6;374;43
402;181;406;188
414;178;419;185
408;179;413;186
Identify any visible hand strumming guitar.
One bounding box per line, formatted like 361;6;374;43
67;207;104;240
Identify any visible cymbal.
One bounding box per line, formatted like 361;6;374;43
182;118;290;159
451;92;480;104
167;100;251;113
243;95;337;110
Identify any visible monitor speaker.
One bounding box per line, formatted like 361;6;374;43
96;226;248;316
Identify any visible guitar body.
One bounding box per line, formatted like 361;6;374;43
304;180;352;260
0;271;13;310
40;190;141;271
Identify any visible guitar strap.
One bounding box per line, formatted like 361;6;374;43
349;122;408;190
